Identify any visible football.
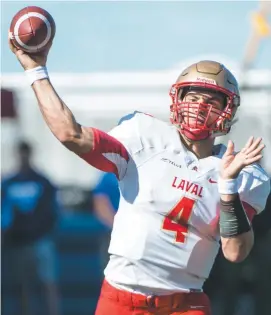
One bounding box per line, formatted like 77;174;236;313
9;6;56;53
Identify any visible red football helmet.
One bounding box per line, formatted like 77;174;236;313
169;60;240;141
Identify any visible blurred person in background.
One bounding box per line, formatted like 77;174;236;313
92;172;120;270
1;141;60;315
9;37;271;315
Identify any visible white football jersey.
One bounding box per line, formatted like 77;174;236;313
103;112;270;294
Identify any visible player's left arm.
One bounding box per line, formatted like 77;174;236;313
218;137;270;263
220;194;256;263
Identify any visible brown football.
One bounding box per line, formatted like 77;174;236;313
9;6;56;53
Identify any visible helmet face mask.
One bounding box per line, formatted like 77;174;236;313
169;61;240;141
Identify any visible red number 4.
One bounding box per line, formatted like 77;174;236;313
162;197;195;243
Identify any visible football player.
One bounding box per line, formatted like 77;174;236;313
9;38;270;315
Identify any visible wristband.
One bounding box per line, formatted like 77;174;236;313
25;66;49;85
219;196;251;238
218;178;238;195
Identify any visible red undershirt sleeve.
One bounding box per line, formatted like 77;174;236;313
79;128;129;180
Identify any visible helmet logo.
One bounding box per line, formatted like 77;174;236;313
196;77;217;85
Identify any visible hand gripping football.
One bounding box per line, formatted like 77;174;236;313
9;6;56;53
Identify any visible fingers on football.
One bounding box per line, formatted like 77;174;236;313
45;40;53;52
8;32;24;56
40;40;53;56
8;32;17;54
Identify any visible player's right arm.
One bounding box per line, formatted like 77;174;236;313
32;79;94;153
8;39;130;179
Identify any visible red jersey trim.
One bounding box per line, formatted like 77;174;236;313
242;201;257;223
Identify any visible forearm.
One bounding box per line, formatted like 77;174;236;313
220;193;254;262
32;79;92;153
221;229;254;263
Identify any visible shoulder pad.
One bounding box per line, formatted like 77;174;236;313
117;111;154;126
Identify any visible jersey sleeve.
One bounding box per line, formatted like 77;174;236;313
238;163;270;214
80;112;143;180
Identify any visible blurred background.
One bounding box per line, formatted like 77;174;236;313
1;1;271;315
